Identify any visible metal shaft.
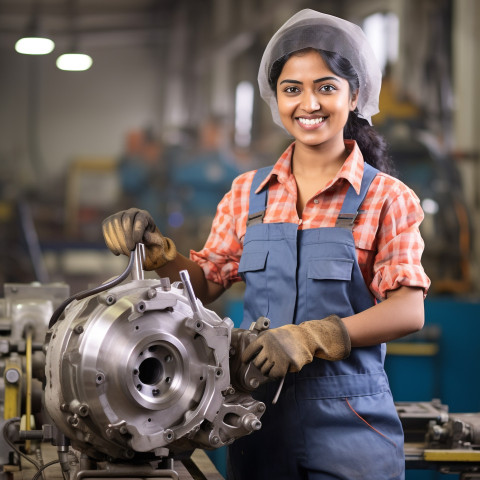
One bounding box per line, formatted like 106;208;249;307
132;243;146;281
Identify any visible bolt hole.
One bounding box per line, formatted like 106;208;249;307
136;384;142;391
133;369;138;375
165;377;171;384
148;418;151;422
148;345;158;352
135;326;139;330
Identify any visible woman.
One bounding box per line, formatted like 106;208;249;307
102;9;430;479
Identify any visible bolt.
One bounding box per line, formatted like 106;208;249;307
78;404;89;417
68;416;79;427
249;378;260;388
251;420;262;431
160;278;171;291
119;426;128;435
5;368;20;384
211;436;220;446
124;450;135;459
147;288;157;299
74;325;84;334
257;403;266;413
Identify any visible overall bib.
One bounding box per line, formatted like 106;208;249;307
228;163;405;480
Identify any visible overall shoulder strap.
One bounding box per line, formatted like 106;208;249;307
336;162;379;229
246;166;273;227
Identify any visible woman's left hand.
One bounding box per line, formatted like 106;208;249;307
241;315;351;378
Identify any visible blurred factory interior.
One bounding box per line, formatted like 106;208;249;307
0;0;479;479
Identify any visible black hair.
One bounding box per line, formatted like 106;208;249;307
268;48;396;176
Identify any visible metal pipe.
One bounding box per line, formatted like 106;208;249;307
131;243;146;281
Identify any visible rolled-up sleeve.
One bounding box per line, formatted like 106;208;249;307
370;185;431;300
190;173;253;288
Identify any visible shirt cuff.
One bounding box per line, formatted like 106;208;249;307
371;264;431;300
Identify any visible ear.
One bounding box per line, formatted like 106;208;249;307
349;89;359;111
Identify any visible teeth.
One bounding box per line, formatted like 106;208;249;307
298;117;325;125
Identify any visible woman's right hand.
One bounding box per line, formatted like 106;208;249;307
102;208;177;270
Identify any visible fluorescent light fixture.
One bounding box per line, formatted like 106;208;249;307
15;37;55;55
56;53;92;71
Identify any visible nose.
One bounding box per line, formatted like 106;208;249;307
301;91;320;112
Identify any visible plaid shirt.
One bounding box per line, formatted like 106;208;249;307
191;140;430;301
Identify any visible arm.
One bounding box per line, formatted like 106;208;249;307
155;253;225;305
342;285;425;347
242;287;425;379
342;177;429;347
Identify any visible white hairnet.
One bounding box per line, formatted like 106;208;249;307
258;9;382;127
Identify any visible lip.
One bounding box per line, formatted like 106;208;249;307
296;116;327;130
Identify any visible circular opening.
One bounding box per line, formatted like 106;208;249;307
138;357;163;385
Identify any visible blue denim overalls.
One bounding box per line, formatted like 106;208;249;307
228;163;405;480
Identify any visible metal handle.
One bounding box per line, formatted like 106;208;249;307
131;243;146;281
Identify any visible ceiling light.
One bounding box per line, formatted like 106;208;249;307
56;53;93;71
15;36;55;55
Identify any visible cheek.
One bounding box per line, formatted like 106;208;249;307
277;97;296;117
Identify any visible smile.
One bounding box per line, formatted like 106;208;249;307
297;117;326;126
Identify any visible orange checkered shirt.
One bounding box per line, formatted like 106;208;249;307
190;140;430;301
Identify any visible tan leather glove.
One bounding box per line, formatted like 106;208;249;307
242;315;351;379
102;208;177;270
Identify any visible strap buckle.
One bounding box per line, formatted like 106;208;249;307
246;210;265;227
335;212;358;229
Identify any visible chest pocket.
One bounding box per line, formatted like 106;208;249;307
307;258;354;281
305;257;356;320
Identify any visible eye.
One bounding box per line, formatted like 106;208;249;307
319;84;336;93
283;85;300;94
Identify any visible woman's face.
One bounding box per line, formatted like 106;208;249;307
276;50;358;150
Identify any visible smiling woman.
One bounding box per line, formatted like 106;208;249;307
101;9;431;480
276;50;356;157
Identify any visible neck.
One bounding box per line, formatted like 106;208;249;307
292;139;348;178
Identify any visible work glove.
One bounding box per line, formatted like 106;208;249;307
242;315;351;379
102;208;177;270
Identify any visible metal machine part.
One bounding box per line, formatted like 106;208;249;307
43;245;266;465
0;282;70;469
399;400;480;478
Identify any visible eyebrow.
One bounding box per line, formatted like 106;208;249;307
279;76;339;85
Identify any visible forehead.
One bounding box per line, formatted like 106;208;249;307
279;50;335;77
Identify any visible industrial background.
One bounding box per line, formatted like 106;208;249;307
0;0;479;479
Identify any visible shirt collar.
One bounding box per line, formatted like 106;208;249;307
255;139;365;195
